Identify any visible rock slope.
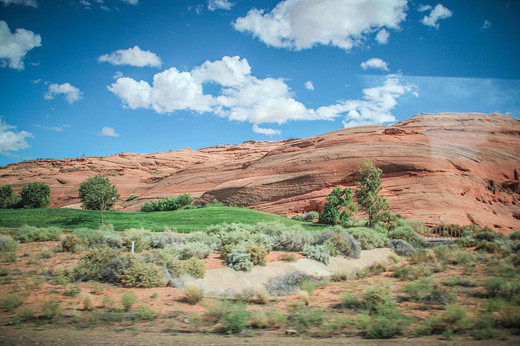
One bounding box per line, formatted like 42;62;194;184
1;113;519;232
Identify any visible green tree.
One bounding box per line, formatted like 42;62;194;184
78;175;119;223
20;182;51;208
318;187;357;225
0;185;18;209
354;160;389;227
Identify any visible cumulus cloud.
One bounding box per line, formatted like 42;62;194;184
304;81;314;90
481;20;491;31
0;20;41;70
376;29;390;44
208;0;233;11
420;4;453;28
316;75;417;127
0;0;37;7
108;56;416;134
45;83;83;104
0;117;33;154
361;58;390;71
98;127;119;137
252;124;281;135
234;0;407;51
98;46;162;68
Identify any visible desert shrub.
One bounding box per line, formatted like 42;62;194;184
207;300;234;321
181;257;205;278
81;292;95;311
119;260;163;288
0;184;19;209
302;244;330;265
404;277;456;305
120;292;137;311
291;213;305;221
246;245;267;266
250;310;270;328
72;228;123;249
362;284;395;311
346;227;390;249
186;231;219;248
341;291;361;308
40;298;62;320
183;281;204;305
141;249;183;275
9;225;61;243
252;221;287;236
293;211;319;222
145;231;184;249
365;306;410;339
220;302;249;334
387;239;415;256
475;228;504;242
219;243;236;261
370;261;389;274
289;305;326;331
276;229;314;252
72;245;122;282
280;252;297;262
443;276;476;287
207;222;254;236
136;304;156;320
217;230;251;247
140;193;193;212
0;293;22;311
0;266;10;276
393;263;432;281
388;226;426;247
122;229;152;253
320;232;362;259
246;233;277;251
61;234;88;253
509;231;520;241
332;271;349;282
20;182;50;208
410;249;437;264
483;277;520;301
265;272;313;297
172;242;213;260
476;240;500;253
455;236;476;248
225;245;253;272
0;234;18;252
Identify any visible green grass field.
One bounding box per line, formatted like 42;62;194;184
0;206;319;232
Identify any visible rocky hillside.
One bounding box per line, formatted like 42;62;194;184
1;113;519;232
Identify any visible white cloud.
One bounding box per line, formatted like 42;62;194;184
481;20;491;31
234;0;407;51
34;124;70;132
304;81;314;91
0;20;41;70
0;0;37;7
361;58;390;71
0;117;33;154
45;83;83;104
120;0;138;5
252;124;281;135
98;46;162;68
98;127;119;137
375;29;390;44
316;75;417;127
113;71;123;80
420;4;453;28
417;4;432;12
108;56;417;133
208;0;233;11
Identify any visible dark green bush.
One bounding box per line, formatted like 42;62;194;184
119;261;163;288
140;193;193;212
0;184;20;209
20;182;51;208
388;226;426;247
476;240;500;253
219;302;248;334
509;231;520;241
455;236;476;248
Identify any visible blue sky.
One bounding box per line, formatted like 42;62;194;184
0;0;519;166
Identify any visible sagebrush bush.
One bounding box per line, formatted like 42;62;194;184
0;293;22;311
509;231;520;241
72;245;123;282
362;284;395;311
393;263;432;281
246;245;267;266
181;257;205;278
187;232;219;248
410;249;437;264
388;226;426;247
320;232;361;259
265;272;313;297
225;245;253;272
276;229;314;252
346;227;390;249
341;291;361;308
72;228;122;248
10;225;61;243
252;221;287;236
61;234;88;253
302;244;330;265
122;229;152;252
483;277;520;301
0;234;18;253
119;260;164;288
172;242;213;260
404;277;456;305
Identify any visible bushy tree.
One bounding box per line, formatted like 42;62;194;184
354;160;389;227
79;175;119;223
140;193;193;212
318;187;357;225
20;182;51;208
0;185;19;209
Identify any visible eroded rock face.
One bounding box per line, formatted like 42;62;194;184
1;113;519;233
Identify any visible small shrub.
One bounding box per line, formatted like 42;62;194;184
320;232;361;259
302;244;330;265
81;292;96;310
140;193;193;212
40;298;61;320
362;284;395;311
178;256;204;279
119;261;164;288
265;272;313;297
296;290;311;305
365;313;405;339
388;226;427;247
72;228;122;248
0;266;11;276
250;310;270;328
483;277;520;300
280;252;297;262
16;308;35;322
410;249;437;264
331;271;349;282
476;240;500;253
369;261;388;274
173;242;213;260
346;227;390;249
246;245;267;266
0;293;22;311
276;230;314;252
0;234;18;252
127;194;138;201
456;236;476;248
62;234;88;253
120;292;138;311
393;263;432;281
341;291;361;308
225;245;253;272
220;302;248;334
290;306;326;332
404;277;456;305
136;304;156;320
183;281;204;305
443;276;476;287
64;285;81;297
509;231;520;241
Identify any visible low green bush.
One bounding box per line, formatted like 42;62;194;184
476;240;500;253
341;291;361;309
225;245;253;272
120;292;138;311
455;236;476;248
388;226;426;247
181;257;206;278
119;260;164;288
0;234;18;252
72;228;122;248
0;293;22;311
319;231;361;259
141;193;193;212
61;234;88;253
404;277;456;305
219;302;249;334
172;242;213;260
9;225;61;243
393;263;432;281
276;229;314;252
346;227;390;249
509;231;520;241
483;277;520;301
302;244;330;265
362;284;395;311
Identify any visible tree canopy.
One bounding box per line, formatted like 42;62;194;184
354;159;389;226
78;175;119;223
318;187;357;225
20;182;51;209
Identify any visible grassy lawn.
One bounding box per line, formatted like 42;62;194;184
0;206;318;232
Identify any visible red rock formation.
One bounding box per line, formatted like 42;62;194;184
1;113;519;233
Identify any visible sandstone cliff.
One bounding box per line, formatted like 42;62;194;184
1;113;519;232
